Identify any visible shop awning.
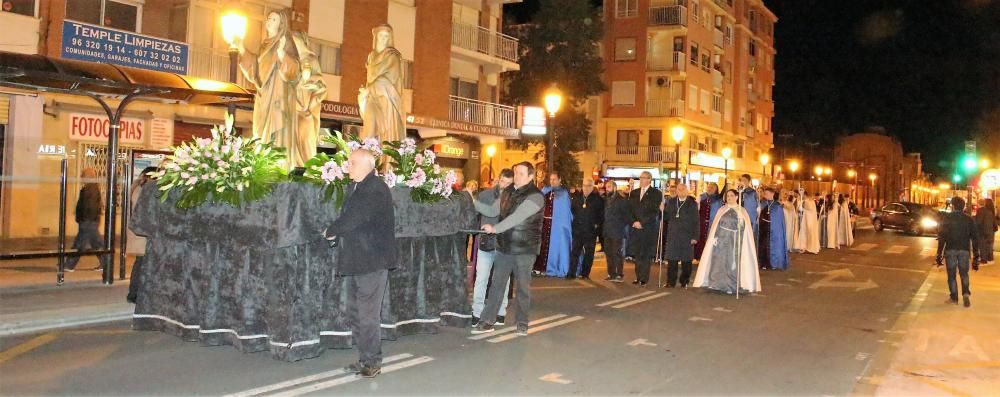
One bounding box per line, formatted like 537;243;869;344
0;51;252;105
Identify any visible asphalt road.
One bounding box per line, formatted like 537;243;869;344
0;228;938;396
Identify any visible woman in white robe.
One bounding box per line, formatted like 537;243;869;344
837;195;854;247
693;189;762;294
822;195;840;249
795;192;821;254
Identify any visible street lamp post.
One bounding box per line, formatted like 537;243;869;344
847;169;857;202
824;167;832;194
789;160;800;190
759;153;770;185
485;145;497;182
671;126;685;184
543;85;563;179
722;147;733;189
814;165;823;193
869;173;878;209
221;7;248;125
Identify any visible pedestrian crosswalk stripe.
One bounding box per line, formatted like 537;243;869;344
611;292;670;308
268;356;435;397
467;313;569;340
595;291;656;307
487;316;585;343
852;243;877;251
222;353;414;397
886;245;908;254
920;248;936;257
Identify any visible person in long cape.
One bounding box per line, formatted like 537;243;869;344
737;174;760;245
782;191;799;253
692;189;762;294
536;173;572;277
695;182;724;260
822;194;840;249
837;194;854;247
758;187;790;270
794;192;821;254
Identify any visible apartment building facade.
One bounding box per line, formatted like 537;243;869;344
596;0;776;190
0;0;520;242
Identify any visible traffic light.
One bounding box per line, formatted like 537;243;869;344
961;154;978;172
953;174;962;183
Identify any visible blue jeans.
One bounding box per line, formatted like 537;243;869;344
66;221;110;270
472;249;508;317
945;250;971;299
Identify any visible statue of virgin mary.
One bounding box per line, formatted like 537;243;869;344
358;24;405;142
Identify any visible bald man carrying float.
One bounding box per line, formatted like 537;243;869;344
324;149;398;378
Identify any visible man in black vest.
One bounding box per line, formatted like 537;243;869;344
629;171;663;286
471;161;544;336
324;149;398;378
569;178;604;279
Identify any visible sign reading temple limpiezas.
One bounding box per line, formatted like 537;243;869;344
61;20;189;74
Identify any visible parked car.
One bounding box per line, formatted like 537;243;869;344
871;202;941;235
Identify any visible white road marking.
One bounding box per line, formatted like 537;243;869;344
855;352;871;361
611;292;670;308
712;307;733;313
222;353;414;397
595;291;656;307
775;283;791;287
268;356;434;397
487;316;585;343
808;268;879;291
920;248;936;257
467;314;568;340
851;243;877;251
689;316;713;322
627;338;658;347
539;373;573;385
885;245;908;254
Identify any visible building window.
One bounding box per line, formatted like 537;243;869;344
611;81;636;106
2;0;36;17
691;1;700;24
688;84;698;110
309;39;342;76
714;15;723;30
700;89;710;114
673;37;685;52
724;25;733;46
736;142;744;159
614;37;637;61
616;130;640;151
700;53;710;72
689;133;698;150
712;94;723;113
450;77;478;100
712;53;722;71
749;41;758;57
67;0;141;32
710;138;718;153
689;42;699;66
615;0;638;18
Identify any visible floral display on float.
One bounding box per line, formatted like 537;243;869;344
381;138;458;203
154;115;287;209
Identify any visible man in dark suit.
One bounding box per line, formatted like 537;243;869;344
628;171;663;286
662;183;699;288
569;178;604;279
325;149;398;378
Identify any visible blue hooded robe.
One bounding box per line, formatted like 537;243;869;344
739;188;759;244
760;199;790;270
542;185;573;277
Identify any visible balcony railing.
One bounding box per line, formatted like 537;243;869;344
645;99;686;117
605;145;677;164
449;96;517;129
649;5;688;27
648;51;686;72
712;69;723;87
713;29;724;48
451;21;519;63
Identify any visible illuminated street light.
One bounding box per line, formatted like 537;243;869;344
722;147;732;187
485;145;497;181
760;153;770;183
221;6;247;124
542;84;563;178
671;126;685;183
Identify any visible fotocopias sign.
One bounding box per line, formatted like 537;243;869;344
68;113;145;145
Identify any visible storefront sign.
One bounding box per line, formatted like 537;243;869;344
689;151;727;169
605;167;661;179
520;106;547;135
37;144;66;156
981;168;1000;190
431;141;469;159
407;115;519;139
149;118;174;149
320;101;362;120
61;20;189;74
69;113;145;144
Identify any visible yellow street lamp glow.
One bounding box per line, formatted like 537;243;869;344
824;167;832;175
759;153;770;166
939;183;951;190
485;145;497;158
789;160;800;173
721;147;732;159
847;169;856;178
869;173;877;181
543;85;563;117
671;126;686;144
221;10;248;49
814;166;823;176
981;159;990;169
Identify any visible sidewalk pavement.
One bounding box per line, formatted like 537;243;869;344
856;261;1000;396
0;257;135;337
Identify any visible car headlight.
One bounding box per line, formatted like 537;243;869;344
920;218;938;229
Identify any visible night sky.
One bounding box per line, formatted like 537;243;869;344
506;0;1000;175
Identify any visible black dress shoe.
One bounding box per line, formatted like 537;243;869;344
604;275;615;281
638;281;647;287
632;280;641;285
963;295;971;307
565;275;576;280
